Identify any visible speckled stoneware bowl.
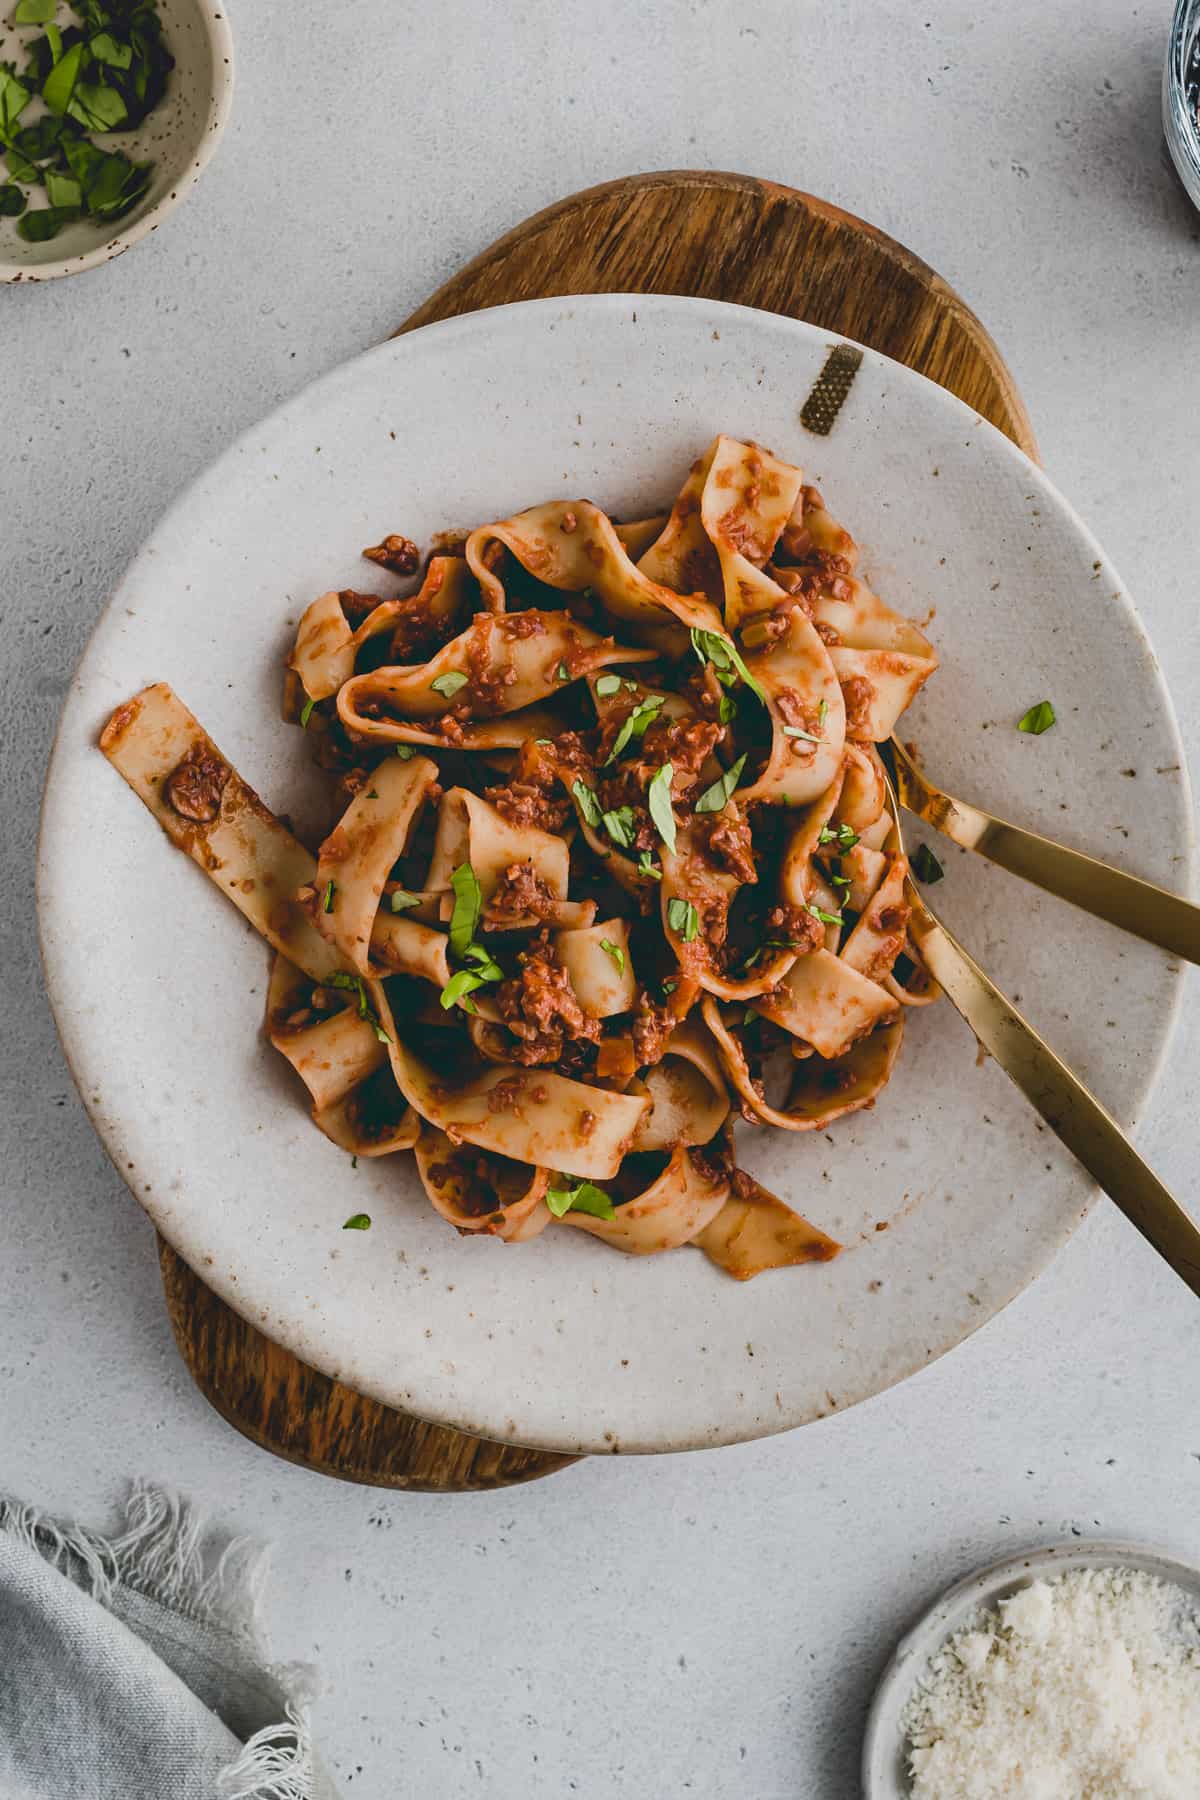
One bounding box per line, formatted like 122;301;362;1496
863;1540;1200;1796
0;0;233;283
38;296;1193;1454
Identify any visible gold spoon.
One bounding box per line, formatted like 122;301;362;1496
882;776;1200;1298
882;736;1200;964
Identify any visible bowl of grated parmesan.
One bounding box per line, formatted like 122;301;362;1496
864;1542;1200;1799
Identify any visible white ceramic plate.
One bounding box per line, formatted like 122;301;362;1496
863;1540;1200;1795
38;295;1193;1454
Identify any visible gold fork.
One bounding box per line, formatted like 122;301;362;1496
882;737;1200;964
880;779;1200;1298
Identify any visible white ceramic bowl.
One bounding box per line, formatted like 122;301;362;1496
863;1540;1200;1796
37;295;1193;1454
0;0;233;283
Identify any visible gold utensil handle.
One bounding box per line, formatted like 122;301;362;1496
889;739;1200;964
907;893;1200;1297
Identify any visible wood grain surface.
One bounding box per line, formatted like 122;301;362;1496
157;167;1036;1491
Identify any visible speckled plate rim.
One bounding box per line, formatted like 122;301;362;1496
0;0;234;284
34;295;1196;1454
863;1537;1200;1796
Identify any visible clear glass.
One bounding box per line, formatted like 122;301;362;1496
1164;0;1200;210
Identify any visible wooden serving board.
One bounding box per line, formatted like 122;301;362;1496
156;169;1036;1491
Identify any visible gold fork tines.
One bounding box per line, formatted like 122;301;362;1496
884;736;1200;964
881;775;1200;1300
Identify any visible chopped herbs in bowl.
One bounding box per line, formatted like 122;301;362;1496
0;0;233;280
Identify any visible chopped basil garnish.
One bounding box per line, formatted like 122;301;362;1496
299;697;315;728
718;693;737;725
535;737;554;747
742;1007;756;1027
647;762;677;852
395;744;417;759
911;843;945;884
594;673;622;698
572;779;602;828
389;889;421;911
601;806;636;848
431;670;467;699
557;662;570;681
1017;700;1056;735
818;698;829;727
807;903;844;927
660;978;676;996
599;938;625;974
439;969;486;1013
448;863;482;958
0;183;27;216
605;693;665;765
689;626;767;705
667;897;699;942
694;753;747;815
741;948;762;969
328;970;392;1043
818;822;859;850
545;1180;616;1221
342;1213;371;1231
637;850;662;881
322;879;335;914
782;725;823;744
1;3;168;239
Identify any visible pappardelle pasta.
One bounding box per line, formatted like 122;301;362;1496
100;435;939;1279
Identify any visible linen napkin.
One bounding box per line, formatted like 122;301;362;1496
0;1482;337;1799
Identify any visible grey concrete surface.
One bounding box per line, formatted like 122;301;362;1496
3;2;1199;1794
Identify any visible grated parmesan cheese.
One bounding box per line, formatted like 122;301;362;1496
903;1567;1200;1798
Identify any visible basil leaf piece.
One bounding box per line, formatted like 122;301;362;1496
14;0;57;20
636;850;662;881
342;1213;372;1231
604;693;664;765
389;889;421;911
322;879;335;914
44;168;81;208
44;19;62;61
430;670;467;699
394;744;416;759
545;1181;616;1221
688;626;767;705
782;725;823;744
911;843;945;885
646;761;676;852
67;80;127;132
807;902;844;927
439;969;485;1014
299;697;315;728
694;752;747;815
448;863;482;959
599;938;625;975
594;673;621;698
571;779;601;828
717;693;737;725
4;143;39;183
0;69;30;135
818;822;859;850
666;897;699;942
557;662;569;680
601;806;636;848
41;39;83;114
0;183;26;216
818;698;829;727
1017;699;1056;735
88;31;134;71
16;203;80;240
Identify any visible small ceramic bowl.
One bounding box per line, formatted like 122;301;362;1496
0;0;233;283
863;1539;1200;1797
1164;0;1200;212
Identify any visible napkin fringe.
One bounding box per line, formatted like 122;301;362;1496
0;1483;318;1800
218;1707;315;1800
